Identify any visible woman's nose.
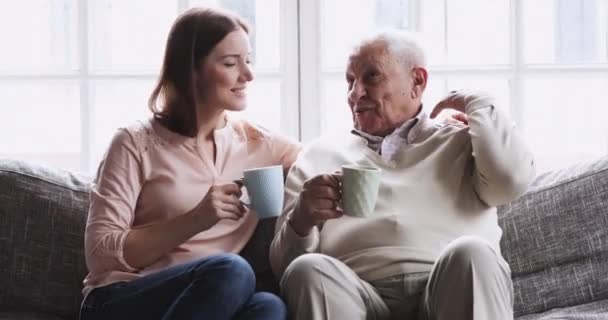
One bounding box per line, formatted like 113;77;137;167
241;63;254;82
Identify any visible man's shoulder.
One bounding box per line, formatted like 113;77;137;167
412;117;469;144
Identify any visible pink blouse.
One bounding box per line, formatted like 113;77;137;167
82;116;301;297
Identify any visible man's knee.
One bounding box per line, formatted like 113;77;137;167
280;253;334;292
440;236;499;268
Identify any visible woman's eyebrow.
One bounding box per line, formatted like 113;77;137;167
220;52;252;59
220;54;241;58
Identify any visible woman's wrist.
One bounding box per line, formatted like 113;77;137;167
185;207;217;233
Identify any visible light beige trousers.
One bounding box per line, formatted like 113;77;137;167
280;236;514;320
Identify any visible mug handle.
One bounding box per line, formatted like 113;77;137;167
233;179;251;208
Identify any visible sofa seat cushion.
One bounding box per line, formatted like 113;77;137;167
0;312;67;320
516;299;608;320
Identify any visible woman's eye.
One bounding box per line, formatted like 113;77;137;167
224;62;236;67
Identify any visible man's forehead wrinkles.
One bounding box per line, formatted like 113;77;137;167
349;55;387;74
347;41;394;76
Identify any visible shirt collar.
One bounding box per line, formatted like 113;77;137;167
351;107;428;152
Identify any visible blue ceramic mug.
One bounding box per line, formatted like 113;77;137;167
236;165;284;219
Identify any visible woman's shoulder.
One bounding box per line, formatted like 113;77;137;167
229;117;278;141
111;118;168;153
229;117;301;153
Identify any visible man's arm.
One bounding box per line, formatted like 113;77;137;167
269;163;321;278
466;95;536;206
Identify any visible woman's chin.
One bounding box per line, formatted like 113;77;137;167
223;103;247;112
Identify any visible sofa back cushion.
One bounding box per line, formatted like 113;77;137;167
498;156;608;317
0;159;90;319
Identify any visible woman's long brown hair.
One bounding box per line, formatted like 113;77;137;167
148;7;249;137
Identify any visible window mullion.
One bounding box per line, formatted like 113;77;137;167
298;0;321;142
511;0;525;129
278;0;299;139
79;0;91;173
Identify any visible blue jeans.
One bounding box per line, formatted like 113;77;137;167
79;253;286;320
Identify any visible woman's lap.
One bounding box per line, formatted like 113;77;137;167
80;253;284;320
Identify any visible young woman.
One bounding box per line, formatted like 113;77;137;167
79;7;299;320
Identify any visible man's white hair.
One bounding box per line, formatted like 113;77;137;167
357;29;427;69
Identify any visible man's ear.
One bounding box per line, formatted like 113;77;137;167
411;67;428;99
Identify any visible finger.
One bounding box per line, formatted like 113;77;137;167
218;211;242;221
430;103;446;119
305;174;341;188
332;171;343;180
313;208;344;221
219;202;246;217
233;178;244;188
218;193;244;207
451;113;469;125
305;198;337;211
219;183;243;197
306;185;341;200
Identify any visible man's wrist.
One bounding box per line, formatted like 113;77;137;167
288;211;314;237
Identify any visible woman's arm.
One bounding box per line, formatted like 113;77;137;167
85;129;245;273
124;184;245;269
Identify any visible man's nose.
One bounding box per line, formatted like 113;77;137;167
348;80;365;103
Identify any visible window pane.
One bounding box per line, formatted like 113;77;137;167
322;0;411;70
419;0;446;67
90;80;155;169
421;76;510;117
446;78;511;115
0;0;78;73
421;75;447;114
524;0;608;64
230;78;282;132
320;76;352;136
0;82;80;171
523;76;608;173
89;0;177;73
420;0;510;66
189;0;280;70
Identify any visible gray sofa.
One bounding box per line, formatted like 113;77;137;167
0;156;607;319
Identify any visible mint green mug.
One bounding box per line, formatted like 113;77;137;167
340;165;381;218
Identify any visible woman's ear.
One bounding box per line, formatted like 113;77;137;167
411;67;428;99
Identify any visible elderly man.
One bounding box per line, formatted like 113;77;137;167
270;31;535;320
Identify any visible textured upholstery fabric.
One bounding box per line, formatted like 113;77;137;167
499;156;608;318
0;159;90;319
517;299;608;320
239;216;280;294
0;312;67;320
